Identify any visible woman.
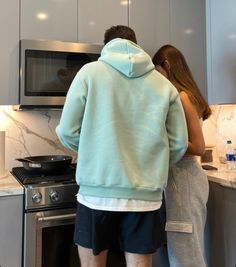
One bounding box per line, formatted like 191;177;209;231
152;45;211;267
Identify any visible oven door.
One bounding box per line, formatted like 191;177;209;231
23;208;80;267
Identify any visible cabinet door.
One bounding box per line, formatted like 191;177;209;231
206;181;225;267
207;181;236;267
170;0;207;100
221;185;236;267
78;0;128;44
0;195;23;267
206;0;236;104
129;0;170;58
0;0;19;105
21;0;77;42
129;0;207;101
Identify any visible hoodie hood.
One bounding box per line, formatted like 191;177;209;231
98;38;154;78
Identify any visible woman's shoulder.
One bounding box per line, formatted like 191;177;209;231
180;90;202;118
179;90;191;103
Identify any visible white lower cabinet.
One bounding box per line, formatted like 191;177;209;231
0;195;23;267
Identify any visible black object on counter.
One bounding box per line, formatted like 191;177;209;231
202;164;218;170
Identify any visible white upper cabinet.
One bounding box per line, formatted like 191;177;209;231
169;0;207;100
3;0;234;105
206;0;236;104
0;0;19;105
129;0;207;100
129;0;170;58
77;0;129;44
20;0;78;42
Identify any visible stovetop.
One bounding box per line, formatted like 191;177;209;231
12;166;76;185
11;166;78;210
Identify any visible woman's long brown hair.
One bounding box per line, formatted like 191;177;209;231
152;45;211;120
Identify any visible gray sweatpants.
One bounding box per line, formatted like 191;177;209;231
165;156;209;267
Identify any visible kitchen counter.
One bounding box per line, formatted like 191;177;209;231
0;162;235;196
0;172;23;196
204;162;236;189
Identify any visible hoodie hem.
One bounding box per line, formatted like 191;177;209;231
79;185;164;202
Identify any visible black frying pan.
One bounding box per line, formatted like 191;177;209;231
15;155;72;174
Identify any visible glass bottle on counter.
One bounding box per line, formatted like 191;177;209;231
225;140;235;170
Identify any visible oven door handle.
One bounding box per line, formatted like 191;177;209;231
37;213;76;223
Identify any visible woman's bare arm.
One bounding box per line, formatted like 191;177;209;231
180;91;205;156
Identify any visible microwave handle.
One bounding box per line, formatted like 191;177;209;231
37;213;76;223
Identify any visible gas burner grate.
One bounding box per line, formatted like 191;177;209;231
11;166;76;185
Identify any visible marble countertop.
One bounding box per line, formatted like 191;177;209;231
0;161;236;197
204;162;236;189
0;172;24;197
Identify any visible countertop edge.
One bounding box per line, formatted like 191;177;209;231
1;163;236;196
205;162;236;189
0;172;24;196
207;173;236;189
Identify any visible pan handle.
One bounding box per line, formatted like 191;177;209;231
14;158;42;168
15;158;34;163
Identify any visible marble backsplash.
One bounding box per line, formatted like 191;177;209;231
202;105;236;160
0;104;235;171
0;106;76;171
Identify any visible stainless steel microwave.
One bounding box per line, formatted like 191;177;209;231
16;39;102;110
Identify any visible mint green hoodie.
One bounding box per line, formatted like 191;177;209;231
56;38;188;202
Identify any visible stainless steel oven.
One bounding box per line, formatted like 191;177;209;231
24;208;80;267
11;166;126;267
11;166;80;267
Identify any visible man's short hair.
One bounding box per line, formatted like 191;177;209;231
104;25;137;44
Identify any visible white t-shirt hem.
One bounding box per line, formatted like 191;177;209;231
77;193;162;212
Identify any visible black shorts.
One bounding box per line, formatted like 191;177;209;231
74;202;166;255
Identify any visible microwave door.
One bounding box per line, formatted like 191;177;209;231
17;39;102;110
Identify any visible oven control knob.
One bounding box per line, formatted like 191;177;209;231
32;192;42;203
50;191;60;202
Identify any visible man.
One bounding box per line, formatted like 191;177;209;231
56;25;188;267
